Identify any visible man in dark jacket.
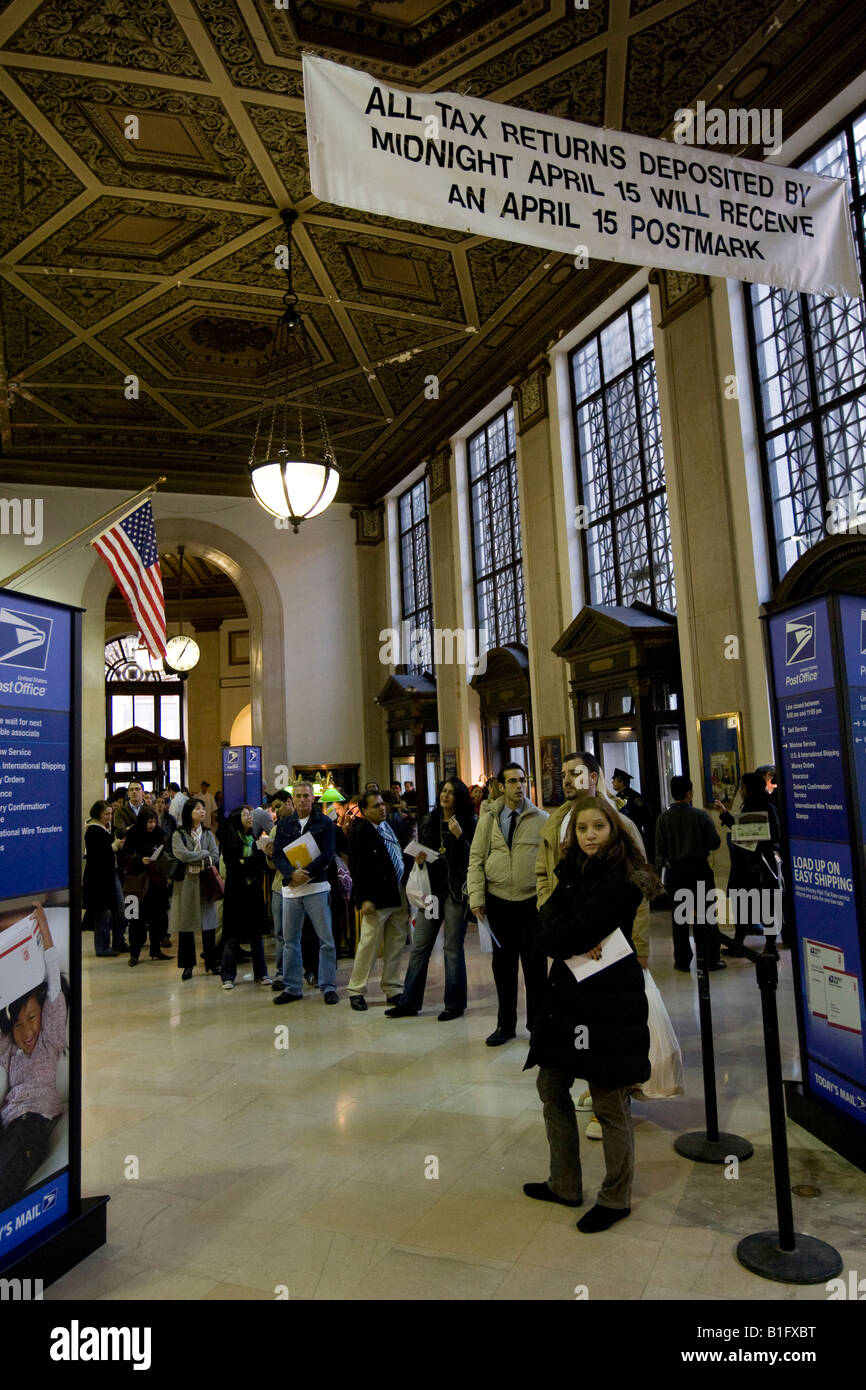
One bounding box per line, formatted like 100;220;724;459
346;790;409;1011
656;775;722;971
611;769;655;861
272;781;338;1005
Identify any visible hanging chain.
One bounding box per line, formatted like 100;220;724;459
249;208;337;474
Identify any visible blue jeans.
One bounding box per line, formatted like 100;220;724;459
221;935;267;983
89;908;114;956
282;891;336;994
400;895;467;1012
272;888;285;980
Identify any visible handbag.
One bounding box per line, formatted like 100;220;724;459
201;865;224;903
641;970;684;1097
335;858;353;901
122;869;149;902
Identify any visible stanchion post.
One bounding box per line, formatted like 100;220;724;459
674;922;753;1164
736;947;842;1284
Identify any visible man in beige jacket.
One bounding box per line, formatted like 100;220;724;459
468;763;549;1046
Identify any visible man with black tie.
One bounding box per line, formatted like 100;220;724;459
467;763;548;1046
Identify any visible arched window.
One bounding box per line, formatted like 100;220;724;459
744;104;866;585
569;291;675;613
104;636;185;791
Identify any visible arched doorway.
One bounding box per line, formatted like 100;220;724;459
80;517;286;805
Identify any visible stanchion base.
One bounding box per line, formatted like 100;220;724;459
674;1131;754;1163
737;1230;842;1285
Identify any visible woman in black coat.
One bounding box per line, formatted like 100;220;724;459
715;772;782;955
386;778;476;1020
524;795;663;1234
82;801;124;957
121;810;171;966
218;806;270;988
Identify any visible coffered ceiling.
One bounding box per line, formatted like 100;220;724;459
0;0;863;507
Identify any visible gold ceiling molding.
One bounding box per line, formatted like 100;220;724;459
1;0;864;504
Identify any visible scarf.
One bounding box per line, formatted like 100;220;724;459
188;823;204;874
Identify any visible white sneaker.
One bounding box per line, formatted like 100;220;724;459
221;979;235;990
576;1090;593;1112
258;975;273;986
586;1116;603;1140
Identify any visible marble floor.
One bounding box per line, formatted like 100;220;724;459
47;915;866;1301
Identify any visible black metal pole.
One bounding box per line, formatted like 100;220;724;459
695;921;720;1144
674;922;753;1163
737;948;842;1283
756;952;796;1250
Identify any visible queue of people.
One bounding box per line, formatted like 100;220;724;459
81;760;775;1237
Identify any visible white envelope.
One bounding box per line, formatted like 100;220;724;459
404;839;440;862
0;913;45;1011
566;927;633;983
475;913;500;953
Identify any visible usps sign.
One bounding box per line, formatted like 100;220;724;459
786;613;816;665
0;606;52;672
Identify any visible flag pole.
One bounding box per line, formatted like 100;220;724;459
0;477;167;589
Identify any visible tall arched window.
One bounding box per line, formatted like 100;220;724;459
105;636;184;791
569;291;675;613
744;104;866;586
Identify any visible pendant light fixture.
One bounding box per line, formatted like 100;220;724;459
164;545;200;675
248;209;340;533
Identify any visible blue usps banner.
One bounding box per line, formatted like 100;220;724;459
776;688;848;842
791;838;865;1094
0;595;72;899
768;595;835;701
245;745;262;809
0;1171;69;1260
222;746;246;814
766;594;866;1155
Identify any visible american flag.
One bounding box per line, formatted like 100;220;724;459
92;501;166;658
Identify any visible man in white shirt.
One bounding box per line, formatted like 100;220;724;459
167;782;187;824
272;782;338;1005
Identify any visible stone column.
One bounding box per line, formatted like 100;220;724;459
512;355;575;798
649;269;774;791
427;441;483;786
352;504;390;786
184;623;221;788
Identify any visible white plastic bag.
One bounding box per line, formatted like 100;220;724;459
406;862;431;910
405;863;443;954
642;969;684;1097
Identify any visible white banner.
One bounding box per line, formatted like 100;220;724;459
304;54;861;300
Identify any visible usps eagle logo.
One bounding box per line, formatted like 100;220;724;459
0;607;53;671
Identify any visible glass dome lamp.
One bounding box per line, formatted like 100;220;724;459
248;209;340;534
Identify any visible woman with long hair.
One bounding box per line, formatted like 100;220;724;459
170;797;220;980
523;796;664;1234
121;809;172;966
386;777;476;1021
218;806;270;989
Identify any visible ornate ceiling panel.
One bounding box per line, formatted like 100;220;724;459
6;0;205;78
1;0;864;505
11;70;274;203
